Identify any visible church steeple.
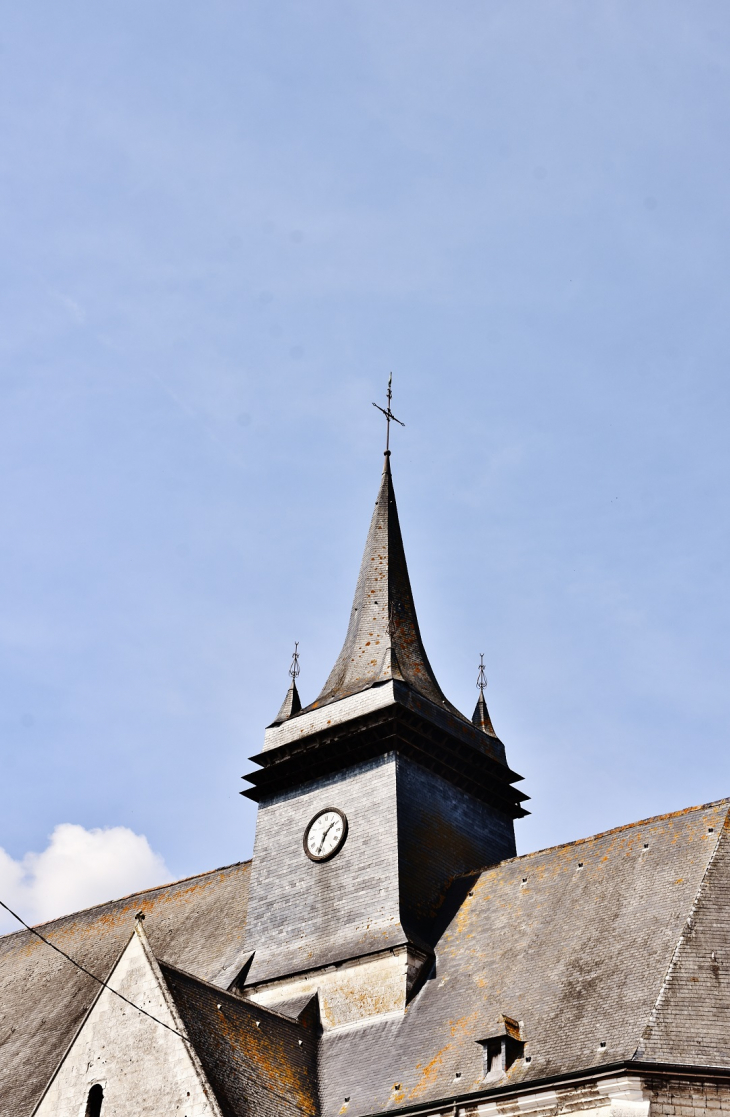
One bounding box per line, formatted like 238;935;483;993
308;451;453;713
241;421;528;1006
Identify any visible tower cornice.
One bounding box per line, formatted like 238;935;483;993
243;681;528;818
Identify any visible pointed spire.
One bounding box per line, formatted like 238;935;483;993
269;644;302;726
472;654;497;736
310;452;452;711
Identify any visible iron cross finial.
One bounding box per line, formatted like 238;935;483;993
476;653;488;694
289;642;301;681
372;372;405;453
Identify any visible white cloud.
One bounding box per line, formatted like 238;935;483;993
0;824;171;935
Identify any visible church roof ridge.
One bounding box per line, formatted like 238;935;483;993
159;959;310;1028
489;796;730;868
0;859;252;941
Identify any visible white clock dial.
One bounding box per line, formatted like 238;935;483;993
304;808;348;862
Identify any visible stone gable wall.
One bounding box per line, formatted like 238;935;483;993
0;861;251;1117
34;933;218;1117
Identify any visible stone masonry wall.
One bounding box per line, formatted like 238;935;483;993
34;932;219;1117
414;1074;650;1117
644;1076;730;1115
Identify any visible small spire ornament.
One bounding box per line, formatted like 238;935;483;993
472;653;496;736
289;641;301;682
476;653;488;695
269;642;302;726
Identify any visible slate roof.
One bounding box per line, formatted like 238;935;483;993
640;802;730;1067
163;963;319;1117
0;860;250;1117
319;798;730;1116
3;800;730;1117
306;453;457;717
471;690;496;736
270;678;303;726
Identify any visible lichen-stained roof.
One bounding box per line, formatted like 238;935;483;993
319;799;730;1117
163;963;319;1117
639;802;730;1067
3;800;730;1117
0;859;250;1117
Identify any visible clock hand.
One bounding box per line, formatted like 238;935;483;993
315;820;336;854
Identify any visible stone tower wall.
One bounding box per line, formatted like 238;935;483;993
244;754;404;984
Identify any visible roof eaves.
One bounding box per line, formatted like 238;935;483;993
346;1058;730;1117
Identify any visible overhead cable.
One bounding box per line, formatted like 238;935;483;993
0;898;188;1042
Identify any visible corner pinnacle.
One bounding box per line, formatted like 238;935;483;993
472;654;497;736
269;644;303;726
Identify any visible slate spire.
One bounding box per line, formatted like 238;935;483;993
269;644;302;726
472;654;497;736
472;690;496;736
310;451;451;711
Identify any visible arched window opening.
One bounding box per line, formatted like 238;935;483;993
85;1083;104;1117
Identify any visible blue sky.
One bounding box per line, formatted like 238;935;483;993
2;1;730;925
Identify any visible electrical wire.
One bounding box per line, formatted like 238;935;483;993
0;898;188;1042
1;897;324;1116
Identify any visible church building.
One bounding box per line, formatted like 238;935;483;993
1;445;729;1117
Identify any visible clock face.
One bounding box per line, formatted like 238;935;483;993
304;808;348;862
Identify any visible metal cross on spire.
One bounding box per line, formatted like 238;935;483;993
476;653;488;694
372;372;405;453
289;642;301;681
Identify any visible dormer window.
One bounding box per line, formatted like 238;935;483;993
478;1017;525;1080
482;1037;506;1080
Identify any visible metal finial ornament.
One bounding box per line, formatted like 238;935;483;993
289;642;301;681
372;372;405;453
477;653;488;694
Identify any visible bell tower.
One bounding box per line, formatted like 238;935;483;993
238;447;528;1030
